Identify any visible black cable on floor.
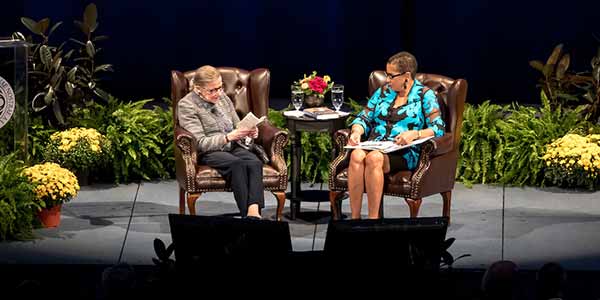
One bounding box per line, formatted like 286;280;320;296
311;183;323;251
501;183;505;260
117;182;141;263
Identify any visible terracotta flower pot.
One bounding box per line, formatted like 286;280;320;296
304;94;324;108
38;204;62;228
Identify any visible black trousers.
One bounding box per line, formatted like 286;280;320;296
199;145;264;217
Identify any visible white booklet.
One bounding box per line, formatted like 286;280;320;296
238;112;266;129
344;136;434;153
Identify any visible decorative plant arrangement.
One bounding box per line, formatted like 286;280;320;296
543;133;600;190
105;99;173;182
457;93;586;187
43;127;111;179
292;71;335;107
295;71;334;98
13;3;112;127
23;162;80;227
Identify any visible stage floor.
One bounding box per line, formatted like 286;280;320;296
1;181;600;271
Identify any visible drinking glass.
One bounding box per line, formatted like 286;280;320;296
291;84;304;112
331;84;344;111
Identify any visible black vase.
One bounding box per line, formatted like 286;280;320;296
304;94;324;107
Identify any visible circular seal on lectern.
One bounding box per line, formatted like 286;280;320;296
0;76;16;129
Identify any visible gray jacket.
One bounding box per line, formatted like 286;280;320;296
177;91;240;153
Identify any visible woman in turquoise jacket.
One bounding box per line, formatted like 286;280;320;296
347;51;445;219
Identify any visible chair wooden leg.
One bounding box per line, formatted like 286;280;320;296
404;198;422;218
441;191;452;223
187;193;201;215
272;191;286;221
329;191;342;220
179;187;186;215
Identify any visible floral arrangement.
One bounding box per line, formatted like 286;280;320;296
295;71;334;97
43;127;110;173
23;162;80;208
542;133;600;190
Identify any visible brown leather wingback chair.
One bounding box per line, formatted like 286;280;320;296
171;67;289;221
328;71;467;221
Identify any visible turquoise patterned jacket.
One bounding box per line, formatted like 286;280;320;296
350;79;445;170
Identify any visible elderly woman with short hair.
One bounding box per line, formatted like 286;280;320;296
177;65;263;219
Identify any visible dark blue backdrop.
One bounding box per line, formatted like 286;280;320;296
1;0;597;105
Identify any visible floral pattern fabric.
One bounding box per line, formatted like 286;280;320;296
351;79;445;170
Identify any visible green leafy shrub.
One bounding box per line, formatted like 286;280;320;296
497;93;584;186
458;92;587;187
13;3;112;127
457;101;506;186
0;117;57;164
105;99;173;182
155;98;175;178
530;43;600;123
0;153;40;240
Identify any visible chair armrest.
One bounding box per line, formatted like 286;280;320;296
175;126;199;191
329;129;351;184
258;121;289;173
408;133;453;197
427;134;454;157
175;127;198;157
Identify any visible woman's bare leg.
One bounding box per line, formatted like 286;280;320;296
364;151;388;219
348;149;367;219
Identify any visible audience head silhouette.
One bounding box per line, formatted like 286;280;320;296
481;260;520;300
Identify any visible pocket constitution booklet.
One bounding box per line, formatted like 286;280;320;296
344;136;434;153
303;107;340;120
238;112;266;129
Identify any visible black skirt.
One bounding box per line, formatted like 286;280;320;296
386;149;410;174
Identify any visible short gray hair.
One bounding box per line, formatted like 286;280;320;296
192;65;221;87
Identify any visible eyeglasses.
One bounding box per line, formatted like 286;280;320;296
385;71;408;80
204;85;223;95
199;84;224;95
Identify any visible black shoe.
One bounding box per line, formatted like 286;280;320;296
245;216;262;220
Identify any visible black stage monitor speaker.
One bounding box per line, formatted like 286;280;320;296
324;217;449;271
168;214;292;265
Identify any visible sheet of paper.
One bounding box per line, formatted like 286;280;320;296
238;112;266;129
344;136;434;153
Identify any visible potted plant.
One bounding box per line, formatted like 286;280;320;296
294;71;334;107
543;133;600;190
43;127;111;185
22;162;80;227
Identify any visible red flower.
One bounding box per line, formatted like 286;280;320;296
309;77;327;94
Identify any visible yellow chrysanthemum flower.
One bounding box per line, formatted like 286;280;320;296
23;162;80;206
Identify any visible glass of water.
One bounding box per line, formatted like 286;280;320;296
291;84;304;112
331;84;344;111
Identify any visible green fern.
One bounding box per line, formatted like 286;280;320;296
105;99;172;182
0;153;40;240
458;93;588;187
